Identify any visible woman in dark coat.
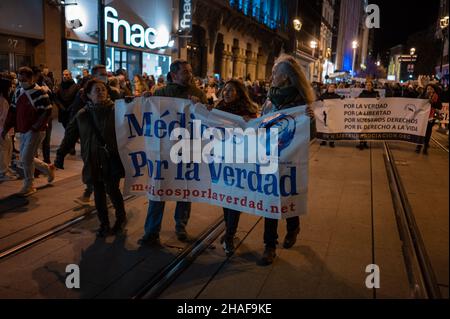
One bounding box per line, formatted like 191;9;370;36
55;79;126;237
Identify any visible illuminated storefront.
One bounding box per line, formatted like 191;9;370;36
64;0;174;80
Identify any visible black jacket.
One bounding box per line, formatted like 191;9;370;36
55;80;79;110
319;92;343;100
57;100;124;184
358;90;380;98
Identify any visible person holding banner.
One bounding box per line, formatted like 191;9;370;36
318;83;343;148
259;54;315;266
139;59;207;246
214;79;259;256
356;81;380;150
416;84;442;154
55;79;127;237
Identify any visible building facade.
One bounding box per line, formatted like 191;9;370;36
184;0;292;82
435;0;449;84
333;0;365;76
0;0;62;79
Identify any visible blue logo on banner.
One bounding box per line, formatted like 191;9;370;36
258;113;296;155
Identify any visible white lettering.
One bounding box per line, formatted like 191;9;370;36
180;0;191;29
65;264;80;289
365;4;380;29
365;264;380;289
105;6;169;49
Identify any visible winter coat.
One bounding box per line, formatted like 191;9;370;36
153;82;207;103
319;92;343;100
358;90;380;98
57;99;124;184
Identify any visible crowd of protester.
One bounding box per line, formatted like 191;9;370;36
0;57;448;265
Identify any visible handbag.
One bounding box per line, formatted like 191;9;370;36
85;107;125;179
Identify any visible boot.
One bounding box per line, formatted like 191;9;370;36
138;233;161;246
111;216;127;234
283;227;300;249
223;236;236;257
96;224;111;238
259;247;276;266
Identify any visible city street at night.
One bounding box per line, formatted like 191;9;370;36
0;0;448;308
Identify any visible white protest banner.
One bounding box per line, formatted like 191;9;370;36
336;88;385;98
313;97;431;143
115;97;310;219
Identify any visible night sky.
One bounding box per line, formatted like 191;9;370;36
371;0;441;55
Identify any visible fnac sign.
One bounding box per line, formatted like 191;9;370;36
105;6;170;50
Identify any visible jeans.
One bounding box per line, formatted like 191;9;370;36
19;130;50;187
143;200;191;235
41;121;52;163
223;208;241;240
264;216;300;248
93;179;126;227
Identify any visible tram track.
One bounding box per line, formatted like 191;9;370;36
383;141;442;298
431;136;449;153
133;138;318;299
0;195;136;260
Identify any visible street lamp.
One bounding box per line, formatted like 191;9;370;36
352;40;358;77
293;18;302;31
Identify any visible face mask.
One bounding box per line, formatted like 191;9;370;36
268;86;299;107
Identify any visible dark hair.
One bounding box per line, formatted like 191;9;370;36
18;66;33;79
425;83;439;93
108;77;119;87
91;64;106;76
166;71;172;83
115;68;128;77
85;79;107;96
221;79;259;114
169;59;189;74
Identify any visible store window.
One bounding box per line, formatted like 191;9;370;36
143;53;171;79
15;55;32;69
0;53;8;71
127;51;141;79
67;40;99;81
106;47;141;79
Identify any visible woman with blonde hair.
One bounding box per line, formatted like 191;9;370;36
259;53;315;265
